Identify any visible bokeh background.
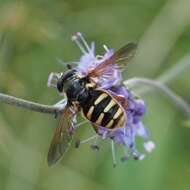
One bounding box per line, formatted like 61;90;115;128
0;0;190;190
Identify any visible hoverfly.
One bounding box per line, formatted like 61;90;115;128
47;41;137;166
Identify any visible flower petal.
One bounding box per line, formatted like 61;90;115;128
144;141;155;153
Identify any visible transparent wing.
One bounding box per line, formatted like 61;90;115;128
88;42;137;78
47;106;74;166
114;42;137;65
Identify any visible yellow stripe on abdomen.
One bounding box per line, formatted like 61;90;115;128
104;99;116;112
105;119;114;128
95;113;104;125
113;108;123;119
94;93;108;105
86;106;94;120
116;114;126;128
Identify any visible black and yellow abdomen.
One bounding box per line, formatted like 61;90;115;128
81;89;126;129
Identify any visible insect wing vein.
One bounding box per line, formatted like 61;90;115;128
88;42;137;78
47;107;73;166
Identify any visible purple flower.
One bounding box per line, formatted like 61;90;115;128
48;32;155;164
98;85;155;161
71;32;122;89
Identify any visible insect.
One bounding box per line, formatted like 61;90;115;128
47;41;137;166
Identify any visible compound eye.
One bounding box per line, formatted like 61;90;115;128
57;79;63;92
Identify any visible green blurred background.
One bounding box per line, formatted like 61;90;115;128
0;0;190;190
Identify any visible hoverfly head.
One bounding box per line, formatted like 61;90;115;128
56;69;80;93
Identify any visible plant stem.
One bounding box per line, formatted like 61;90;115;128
124;78;190;117
0;55;190;116
158;54;190;83
0;93;60;114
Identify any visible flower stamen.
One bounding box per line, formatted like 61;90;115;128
72;32;91;54
103;44;110;52
76;32;91;53
96;55;103;59
72;34;87;54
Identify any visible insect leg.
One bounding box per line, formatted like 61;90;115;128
81;134;98;144
75;120;89;128
111;140;117;167
120;146;129;162
130;143;145;161
90;135;100;151
75;134;98;148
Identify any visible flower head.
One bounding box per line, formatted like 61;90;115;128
96;85;155;161
48;32;155;165
71;32;122;89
